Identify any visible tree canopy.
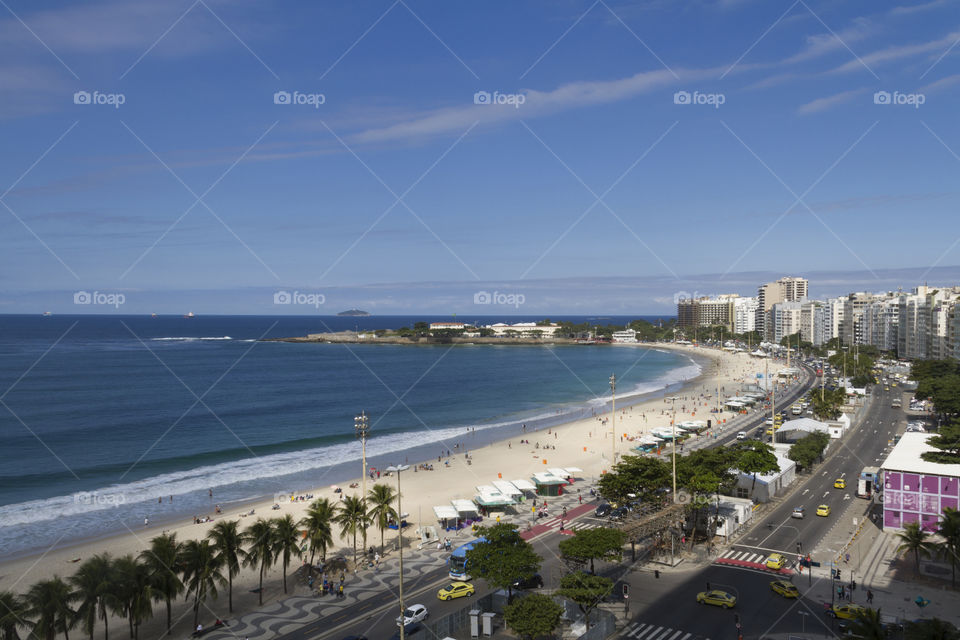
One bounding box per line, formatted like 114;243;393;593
465;523;542;598
597;455;670;506
503;593;563;640
732;440;780;494
557;527;625;573
556;572;614;627
787;431;830;471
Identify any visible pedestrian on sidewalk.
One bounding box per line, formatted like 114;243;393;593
867;589;874;604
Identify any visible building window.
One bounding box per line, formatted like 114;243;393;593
736;488;749;499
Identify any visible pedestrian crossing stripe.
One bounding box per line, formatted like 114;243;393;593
718;549;765;563
621;622;703;640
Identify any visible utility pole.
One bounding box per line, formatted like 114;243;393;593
609;374;617;469
667;396;679;503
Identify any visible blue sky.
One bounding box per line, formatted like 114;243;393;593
1;0;959;314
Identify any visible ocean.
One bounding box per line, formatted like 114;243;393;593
0;314;697;558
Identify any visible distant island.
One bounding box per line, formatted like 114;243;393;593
337;309;370;317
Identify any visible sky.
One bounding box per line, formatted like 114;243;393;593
1;0;959;315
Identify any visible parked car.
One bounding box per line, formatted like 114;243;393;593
512;574;544;590
609;506;629;520
594;503;612;518
396;605;428;627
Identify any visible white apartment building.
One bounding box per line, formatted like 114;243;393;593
734;297;758;334
842;292;876;346
800;301;824;346
863;295;900;352
771;301;803;344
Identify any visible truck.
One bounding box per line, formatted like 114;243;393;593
857;466;880;499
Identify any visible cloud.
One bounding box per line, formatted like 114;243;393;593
920;73;960;93
889;0;951;16
797;88;867;115
827;30;960;74
349;67;714;145
784;17;874;64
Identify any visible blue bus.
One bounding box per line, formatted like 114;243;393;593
449;538;486;580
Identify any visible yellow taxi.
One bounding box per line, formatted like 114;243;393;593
769;580;799;598
696;590;737;609
834;478;846;489
765;427;776;436
437;582;475;601
825;603;867;620
816;504;831;517
765;553;787;570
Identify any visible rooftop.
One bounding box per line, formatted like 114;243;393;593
881;432;960;477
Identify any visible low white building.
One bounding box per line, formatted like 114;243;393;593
735;444;796;502
710;496;755;539
429;322;466;331
486;322;560;337
611;329;638;343
777;417;842;440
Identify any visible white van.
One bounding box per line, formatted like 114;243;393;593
736;431;747;440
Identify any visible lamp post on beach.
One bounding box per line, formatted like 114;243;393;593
666;396;679;504
355;411;369;507
609;374;617;470
386;465;409;640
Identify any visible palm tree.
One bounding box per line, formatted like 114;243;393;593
138;534;182;635
69;554;114;640
366;484;397;553
334;495;370;567
938;508;960;587
22;577;74;640
300;498;335;569
844;608;886;640
896;521;937;574
179;540;225;629
0;591;26;640
207;521;244;612
111;556;153;640
242;519;275;606
271;515;303;594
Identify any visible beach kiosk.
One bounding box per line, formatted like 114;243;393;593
547;467;574;484
492;480;523;502
451;498;479;526
509;478;537;499
433;505;459;531
532;472;567;497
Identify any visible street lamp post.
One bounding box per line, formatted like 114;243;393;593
355;411;370;508
609;374;617;470
666;396;679;503
386;464;409;640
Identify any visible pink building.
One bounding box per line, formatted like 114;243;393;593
881;432;960;532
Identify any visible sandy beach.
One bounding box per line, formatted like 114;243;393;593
0;343;769;637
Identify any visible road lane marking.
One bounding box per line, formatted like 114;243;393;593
635;625;662;639
666;630;684;640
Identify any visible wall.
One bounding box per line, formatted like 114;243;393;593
882;470;960;532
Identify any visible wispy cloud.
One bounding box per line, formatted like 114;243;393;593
827;30;960;74
889;0;952;17
784;17;874;64
797;88;867;114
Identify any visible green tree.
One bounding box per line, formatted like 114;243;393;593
366;484;398;553
207;521;244;612
465;523;542;600
242;518;275;606
111;555;153;640
556;572;613;628
503;593;563;640
895;521;937;574
179;540;224;629
787;431;830;471
807;388;846;421
843;608;886;640
733;440;779;495
334;495;370;567
905;618;960;640
22;577;74;640
557;528;625;573
271;515;302;594
597;456;670;506
0;591;25;640
922;419;960;464
938;508;960;587
138;535;182;635
300;498;336;568
69;554;115;640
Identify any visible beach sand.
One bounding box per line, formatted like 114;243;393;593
0;343;767;637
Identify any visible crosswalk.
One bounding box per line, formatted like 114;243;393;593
717;548;766;563
542;516;600;531
620;622;707;640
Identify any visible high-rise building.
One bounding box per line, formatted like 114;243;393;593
733;297;758;334
771;301;803;344
757;277;809;340
842;292;877;346
676;295;740;332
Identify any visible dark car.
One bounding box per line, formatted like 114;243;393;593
609;506;629;520
389;623;421;640
512;574;544;590
594;503;612;517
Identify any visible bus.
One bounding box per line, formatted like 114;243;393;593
449;537;486;580
857;467;880;499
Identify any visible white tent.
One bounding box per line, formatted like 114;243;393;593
493;480;522;499
433;505;458;521
510;478;536;492
451;499;478;516
547;467;572;480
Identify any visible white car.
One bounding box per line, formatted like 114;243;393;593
397;604;428;626
791;507;805;519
